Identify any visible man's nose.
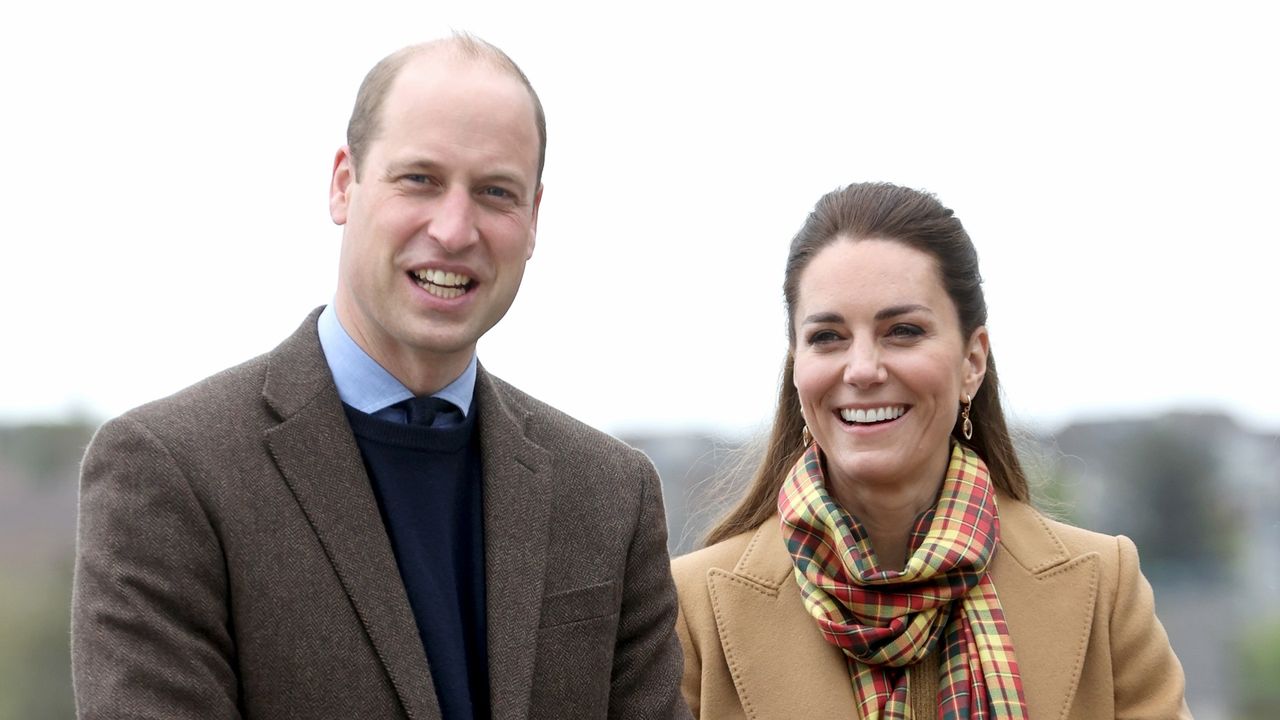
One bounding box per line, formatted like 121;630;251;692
428;188;480;252
842;340;887;388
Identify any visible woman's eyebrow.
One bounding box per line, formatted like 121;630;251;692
801;311;844;325
875;304;932;322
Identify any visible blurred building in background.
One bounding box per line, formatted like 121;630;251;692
2;411;1276;719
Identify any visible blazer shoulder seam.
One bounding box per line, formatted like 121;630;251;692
103;414;220;543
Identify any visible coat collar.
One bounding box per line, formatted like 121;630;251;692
262;309;442;719
474;367;553;720
260;309;554;720
989;495;1099;719
710;497;1098;719
708;520;856;718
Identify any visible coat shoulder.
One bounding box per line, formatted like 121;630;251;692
98;350;274;456
997;497;1128;574
484;373;652;472
1035;506;1123;555
671;527;760;611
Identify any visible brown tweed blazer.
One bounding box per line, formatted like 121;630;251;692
72;309;690;720
673;498;1192;719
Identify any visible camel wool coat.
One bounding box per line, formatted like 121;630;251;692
673;497;1192;719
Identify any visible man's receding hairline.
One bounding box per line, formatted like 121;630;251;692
400;34;525;75
346;33;547;183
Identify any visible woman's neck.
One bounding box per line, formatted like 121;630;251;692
827;449;949;573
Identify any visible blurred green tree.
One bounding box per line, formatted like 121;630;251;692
1235;615;1280;719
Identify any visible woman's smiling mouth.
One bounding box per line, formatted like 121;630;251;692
838;405;908;426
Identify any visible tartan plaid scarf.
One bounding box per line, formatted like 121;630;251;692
778;442;1029;720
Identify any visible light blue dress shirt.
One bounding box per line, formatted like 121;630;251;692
316;304;476;425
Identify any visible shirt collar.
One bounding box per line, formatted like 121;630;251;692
316;303;476;416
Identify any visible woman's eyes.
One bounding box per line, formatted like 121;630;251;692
888;323;925;339
805;324;924;347
806;329;842;345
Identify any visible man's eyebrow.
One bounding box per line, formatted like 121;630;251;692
475;169;528;189
383;160;530;190
875;304;932;321
383;159;441;178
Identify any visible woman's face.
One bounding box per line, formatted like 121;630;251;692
792;238;988;492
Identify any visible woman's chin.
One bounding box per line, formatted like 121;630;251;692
821;450;908;490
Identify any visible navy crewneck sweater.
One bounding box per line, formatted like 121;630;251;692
343;402;489;720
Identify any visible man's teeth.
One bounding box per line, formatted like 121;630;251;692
411;269;472;299
422;284;465;299
839;406;906;424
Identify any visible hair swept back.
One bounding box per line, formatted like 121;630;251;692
704;182;1029;546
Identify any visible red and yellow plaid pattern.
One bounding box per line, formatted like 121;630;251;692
778;442;1029;719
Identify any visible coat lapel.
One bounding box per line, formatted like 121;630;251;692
711;501;1100;720
991;496;1099;719
475;368;552;720
708;522;854;719
261;310;441;720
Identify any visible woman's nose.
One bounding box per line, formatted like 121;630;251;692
842;341;887;388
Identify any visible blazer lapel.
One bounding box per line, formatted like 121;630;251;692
991;497;1099;719
261;310;441;720
475;368;552;720
708;522;854;719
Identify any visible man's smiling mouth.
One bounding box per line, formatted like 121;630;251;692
410;268;474;299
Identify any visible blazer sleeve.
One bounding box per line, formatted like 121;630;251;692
71;415;242;719
608;457;694;719
1110;534;1193;720
674;588;702;718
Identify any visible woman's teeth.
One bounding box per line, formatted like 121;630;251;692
839;406;906;424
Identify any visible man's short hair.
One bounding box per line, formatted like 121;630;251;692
345;33;547;185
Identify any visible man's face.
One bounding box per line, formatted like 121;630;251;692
329;54;542;389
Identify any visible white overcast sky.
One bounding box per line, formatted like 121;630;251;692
3;1;1278;437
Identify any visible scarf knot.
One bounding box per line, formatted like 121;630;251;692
779;442;1029;719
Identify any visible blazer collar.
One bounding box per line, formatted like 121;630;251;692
713;499;1099;719
474;366;553;720
261;308;443;719
260;311;560;720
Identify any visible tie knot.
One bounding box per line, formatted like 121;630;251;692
398;396;457;426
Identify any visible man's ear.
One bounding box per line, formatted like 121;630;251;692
963;325;990;399
329;146;356;226
526;183;543;260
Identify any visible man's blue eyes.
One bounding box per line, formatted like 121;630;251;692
401;177;513;200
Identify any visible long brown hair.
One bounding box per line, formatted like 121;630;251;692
704;183;1029;546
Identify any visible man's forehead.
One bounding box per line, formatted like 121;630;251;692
385;53;536;127
371;54;539;180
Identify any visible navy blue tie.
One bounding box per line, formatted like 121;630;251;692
397;396;457;426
